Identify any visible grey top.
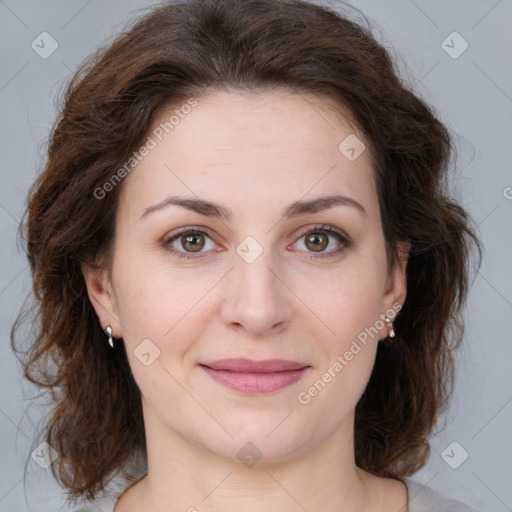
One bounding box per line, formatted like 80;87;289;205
73;477;478;511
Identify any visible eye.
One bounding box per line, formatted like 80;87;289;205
291;225;351;258
163;228;217;259
163;224;351;260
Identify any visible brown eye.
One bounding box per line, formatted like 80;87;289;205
292;225;351;258
305;232;329;252
163;228;217;259
181;233;205;252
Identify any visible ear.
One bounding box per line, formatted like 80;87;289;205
381;240;410;329
81;261;121;337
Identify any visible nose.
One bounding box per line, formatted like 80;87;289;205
219;248;293;338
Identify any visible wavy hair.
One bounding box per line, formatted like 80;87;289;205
11;0;482;502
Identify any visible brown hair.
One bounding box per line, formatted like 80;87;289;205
11;0;482;503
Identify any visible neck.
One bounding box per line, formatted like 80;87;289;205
124;401;373;512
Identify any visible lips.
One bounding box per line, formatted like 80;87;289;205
202;358;308;372
199;358;310;394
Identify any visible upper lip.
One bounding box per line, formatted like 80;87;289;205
201;358;309;373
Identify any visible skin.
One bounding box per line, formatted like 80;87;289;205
83;88;410;512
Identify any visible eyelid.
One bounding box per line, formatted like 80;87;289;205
293;223;349;242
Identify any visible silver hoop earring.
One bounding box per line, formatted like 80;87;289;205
385;317;395;339
105;326;114;348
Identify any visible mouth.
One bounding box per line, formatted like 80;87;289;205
199;358;311;394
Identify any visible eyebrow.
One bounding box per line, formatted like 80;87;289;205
139;194;367;221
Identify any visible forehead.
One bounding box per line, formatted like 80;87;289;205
118;89;379;223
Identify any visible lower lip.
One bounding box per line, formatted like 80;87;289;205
200;365;309;394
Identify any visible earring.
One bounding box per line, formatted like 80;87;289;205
385;317;395;339
105;326;114;348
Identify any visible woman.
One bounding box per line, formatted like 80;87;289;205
11;0;483;510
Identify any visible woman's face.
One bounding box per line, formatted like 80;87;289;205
85;89;408;463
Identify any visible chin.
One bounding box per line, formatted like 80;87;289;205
192;414;312;465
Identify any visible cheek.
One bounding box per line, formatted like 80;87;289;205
295;272;382;422
112;253;220;359
313;280;381;389
298;260;387;347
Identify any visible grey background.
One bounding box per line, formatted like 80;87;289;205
1;0;511;510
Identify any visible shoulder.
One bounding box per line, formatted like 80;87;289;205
73;477;480;512
72;496;117;512
403;478;479;512
72;474;145;511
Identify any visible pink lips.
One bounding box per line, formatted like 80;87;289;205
199;358;310;394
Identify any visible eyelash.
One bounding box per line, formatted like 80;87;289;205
162;225;351;261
